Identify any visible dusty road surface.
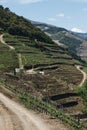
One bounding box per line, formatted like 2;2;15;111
76;65;87;87
0;93;69;130
0;34;15;50
0;101;23;130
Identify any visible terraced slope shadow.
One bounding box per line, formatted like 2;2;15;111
57;101;78;108
50;93;78;101
49;92;80;108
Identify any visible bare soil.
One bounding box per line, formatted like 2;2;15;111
0;34;15;50
0;93;69;130
76;65;87;87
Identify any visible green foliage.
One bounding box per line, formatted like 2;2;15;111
77;82;87;107
0;51;19;71
0;6;52;43
2;34;83;87
4;34;77;66
76;82;87;114
0;40;18;71
78;82;87;99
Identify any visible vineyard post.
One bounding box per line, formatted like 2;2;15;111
77;114;80;129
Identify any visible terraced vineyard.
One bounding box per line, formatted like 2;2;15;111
3;34;74;64
0;39;18;71
0;73;86;130
2;34;83;92
0;34;87;129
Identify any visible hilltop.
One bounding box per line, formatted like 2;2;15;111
0;5;52;44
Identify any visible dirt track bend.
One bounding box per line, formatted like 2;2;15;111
0;34;15;50
76;65;87;87
0;34;24;69
0;93;68;130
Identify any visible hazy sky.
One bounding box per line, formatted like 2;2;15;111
0;0;87;32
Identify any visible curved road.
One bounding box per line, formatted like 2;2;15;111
76;65;87;87
0;34;15;50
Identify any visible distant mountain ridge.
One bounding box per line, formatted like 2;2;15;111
71;32;87;41
32;20;87;62
31;21;67;34
31;20;87;40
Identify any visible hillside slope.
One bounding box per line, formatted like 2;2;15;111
0;6;52;44
71;32;87;41
0;33;85;129
32;21;87;62
0;33;84;114
0;6;87;129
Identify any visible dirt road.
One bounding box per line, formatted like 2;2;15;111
0;93;68;130
0;34;15;50
76;65;87;87
0;100;24;130
0;34;23;68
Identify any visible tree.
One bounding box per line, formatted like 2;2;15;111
5;7;10;12
0;5;4;10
